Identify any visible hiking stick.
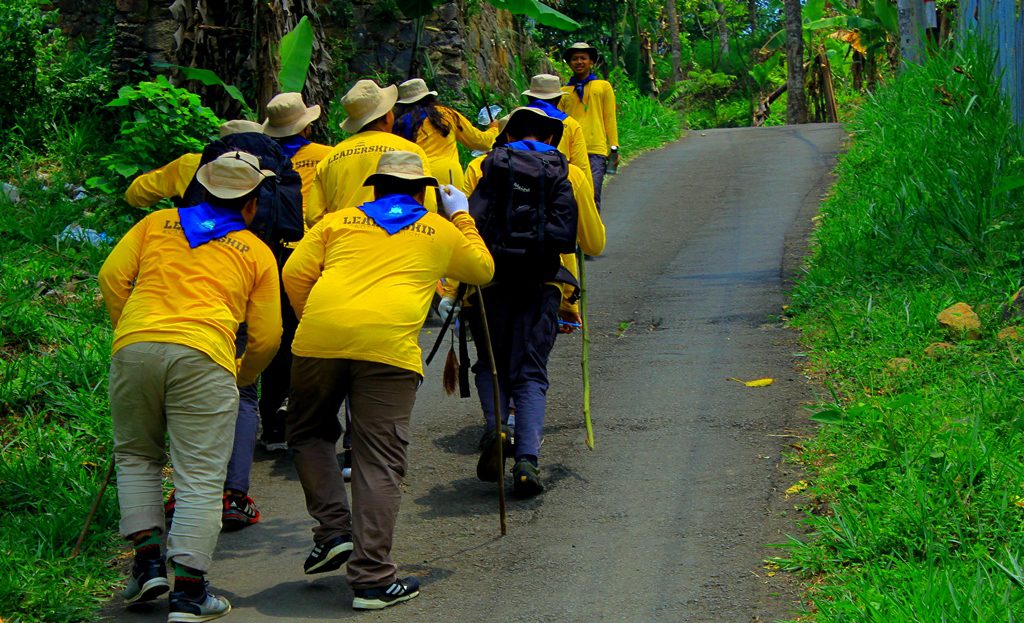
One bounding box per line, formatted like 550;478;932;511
71;457;115;558
577;249;594;450
474;288;507;535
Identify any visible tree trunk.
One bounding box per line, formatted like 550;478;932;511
715;0;730;64
748;0;757;31
665;0;684;85
783;0;808;123
897;0;923;65
610;0;620;73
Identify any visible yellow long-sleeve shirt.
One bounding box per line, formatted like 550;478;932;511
410;107;498;189
560;116;595;191
124;153;203;208
560;80;619;157
283;141;333;247
98;209;283;386
283;210;494;376
306;131;436;227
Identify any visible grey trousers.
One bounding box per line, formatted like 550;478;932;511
286;356;419;589
589;153;608;211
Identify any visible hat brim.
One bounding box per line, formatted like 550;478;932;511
363;172;439;187
396;90;438;105
562;47;599;63
263;105;322;138
340;84;399;134
196;167;276;200
494;108;564;148
522;89;565;100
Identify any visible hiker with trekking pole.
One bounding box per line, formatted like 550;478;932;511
440;107;605;498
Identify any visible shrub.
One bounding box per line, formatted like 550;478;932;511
0;1;48;132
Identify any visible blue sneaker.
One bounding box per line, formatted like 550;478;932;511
303;534;353;574
352;576;421;610
167;584;231;622
123;556;170;605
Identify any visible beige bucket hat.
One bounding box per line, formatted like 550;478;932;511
362;151;438;187
562;41;600;63
219;119;265;137
263;92;321;137
196;151;275;199
340;80;399;134
396;78;438;105
494;107;564;147
522;74;565;100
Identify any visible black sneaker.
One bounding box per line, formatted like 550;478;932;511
168;583;231;622
475;425;511;483
512;459;544;498
123;556;170;605
222;493;260;531
303;534;353;574
352;576;421;610
260;401;289;451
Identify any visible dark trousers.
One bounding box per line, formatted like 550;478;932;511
258;248;298;437
466;283;560;460
589;153;608;211
286;356;419;589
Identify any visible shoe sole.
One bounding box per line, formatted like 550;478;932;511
261;442;288;452
475;430;507;482
352;589;420;610
167;602;231;623
304;541;354;574
512;471;544;499
221;515;258;532
124;578;170;605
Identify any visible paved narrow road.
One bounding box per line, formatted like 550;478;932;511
108;123;844;623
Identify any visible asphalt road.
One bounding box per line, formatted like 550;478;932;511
107;123;844;623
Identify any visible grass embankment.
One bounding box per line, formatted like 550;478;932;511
782;42;1024;620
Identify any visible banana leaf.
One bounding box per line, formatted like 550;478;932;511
278;16;314;94
487;0;580;31
155;63;253;118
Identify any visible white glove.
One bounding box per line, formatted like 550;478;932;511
437;296;460;322
439;184;469;218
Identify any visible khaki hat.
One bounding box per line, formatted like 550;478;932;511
219;119;264;138
196;151;275;200
362;151;438;187
396;78;438;105
263;92;321;137
562;42;600;63
522;74;565;100
494;107;564;147
340;80;399;134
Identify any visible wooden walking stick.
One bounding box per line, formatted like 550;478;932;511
71;457;116;558
577;249;594;450
474;287;508;535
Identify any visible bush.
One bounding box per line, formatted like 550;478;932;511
0;1;48;132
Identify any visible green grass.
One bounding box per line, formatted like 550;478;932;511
781;40;1024;621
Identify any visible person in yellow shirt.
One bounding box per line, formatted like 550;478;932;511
259;92;333;450
99;151;282;622
282;151;493;610
306;79;436;227
522;73;594;192
392;78;497;189
559;42;619;211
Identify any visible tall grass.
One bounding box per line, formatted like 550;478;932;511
784;40;1024;621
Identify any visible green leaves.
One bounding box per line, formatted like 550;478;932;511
278;16;314;93
486;0;580;31
155;63;253;118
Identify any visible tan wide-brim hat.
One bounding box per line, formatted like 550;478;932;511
219;119;265;137
363;151;438;187
340;80;399;134
563;41;600;63
522;74;564;100
196;151;276;200
494;107;564;147
396;78;438;105
263;92;321;137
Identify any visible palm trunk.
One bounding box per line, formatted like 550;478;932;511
666;0;683;85
715;0;730;64
784;0;808;123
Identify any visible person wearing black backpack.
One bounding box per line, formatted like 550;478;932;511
457;107;606;497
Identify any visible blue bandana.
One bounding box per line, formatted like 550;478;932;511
178;202;247;249
505;140;559;153
567;73;597;102
527;99;568;121
393;110;427;142
279;135;310;159
357;194;428;236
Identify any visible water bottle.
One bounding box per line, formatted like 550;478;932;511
606;146;620;175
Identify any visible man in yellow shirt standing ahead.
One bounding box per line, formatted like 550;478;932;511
306;80;435;227
560;42;619;211
282;151;493;610
99;151;283;622
522;73;594;192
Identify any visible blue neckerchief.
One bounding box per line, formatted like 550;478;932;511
357;194;428;236
279;135;310;159
505;139;559;153
527;99;568;121
178;202;247;249
393;110;427;142
567;73;597;102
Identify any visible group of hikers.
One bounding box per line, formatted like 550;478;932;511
98;41;617;621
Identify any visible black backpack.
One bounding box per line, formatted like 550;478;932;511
468;146;578;283
181;132;304;246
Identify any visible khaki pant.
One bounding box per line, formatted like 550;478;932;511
110;342;238;572
286;356;419;589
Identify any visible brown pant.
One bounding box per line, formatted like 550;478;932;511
286;356;419;589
